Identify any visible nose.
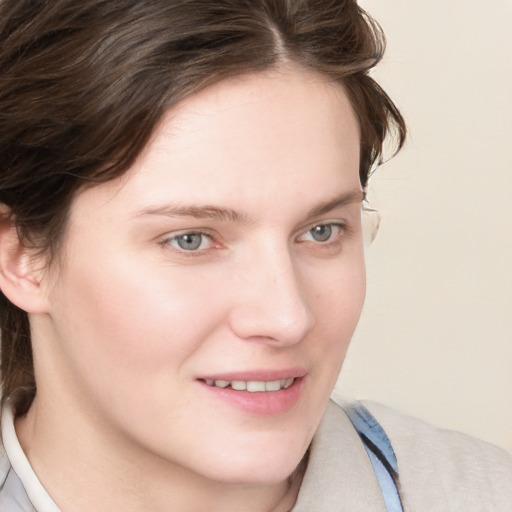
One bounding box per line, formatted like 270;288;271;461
227;244;315;346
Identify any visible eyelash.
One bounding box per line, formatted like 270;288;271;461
160;222;347;256
161;229;217;255
296;223;345;245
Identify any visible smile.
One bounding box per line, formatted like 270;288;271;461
202;378;295;392
198;374;305;415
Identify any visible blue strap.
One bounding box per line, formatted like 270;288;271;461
345;402;403;512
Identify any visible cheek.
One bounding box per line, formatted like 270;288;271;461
49;251;225;393
311;249;366;323
307;251;366;370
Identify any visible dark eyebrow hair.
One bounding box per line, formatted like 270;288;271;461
135;204;252;224
306;189;365;218
135;189;364;224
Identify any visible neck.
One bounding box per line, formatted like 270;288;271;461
15;395;305;512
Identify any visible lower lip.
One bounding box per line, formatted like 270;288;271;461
198;377;305;416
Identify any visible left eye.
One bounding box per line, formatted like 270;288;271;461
167;232;213;251
299;223;342;243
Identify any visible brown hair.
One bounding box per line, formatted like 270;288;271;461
0;0;405;415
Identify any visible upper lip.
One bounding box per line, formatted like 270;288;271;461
197;367;307;382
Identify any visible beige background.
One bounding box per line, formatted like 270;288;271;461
335;0;512;452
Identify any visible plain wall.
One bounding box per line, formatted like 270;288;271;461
335;0;512;452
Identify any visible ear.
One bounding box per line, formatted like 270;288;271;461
0;211;50;314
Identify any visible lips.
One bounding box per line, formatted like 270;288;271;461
197;369;306;415
202;378;295;392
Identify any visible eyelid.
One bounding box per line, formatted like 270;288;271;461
157;220;348;257
295;221;346;243
160;228;220;254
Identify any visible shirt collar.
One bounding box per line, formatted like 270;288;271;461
1;405;60;512
292;399;388;511
1;399;386;512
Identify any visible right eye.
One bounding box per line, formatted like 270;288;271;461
164;231;214;252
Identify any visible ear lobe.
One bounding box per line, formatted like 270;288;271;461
0;216;50;315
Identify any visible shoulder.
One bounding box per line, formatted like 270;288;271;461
361;400;512;511
0;402;14;487
0;421;39;512
0;436;29;511
0;437;10;487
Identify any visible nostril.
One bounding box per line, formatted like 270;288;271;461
228;298;314;346
228;252;314;344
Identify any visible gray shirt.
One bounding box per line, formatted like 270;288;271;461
2;399;511;511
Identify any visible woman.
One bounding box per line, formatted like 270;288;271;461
0;1;510;511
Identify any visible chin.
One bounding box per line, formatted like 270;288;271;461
194;438;309;486
209;462;303;487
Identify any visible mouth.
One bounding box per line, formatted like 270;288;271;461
197;372;305;415
200;378;295;392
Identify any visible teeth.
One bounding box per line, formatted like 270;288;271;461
231;381;246;391
247;381;265;392
205;378;296;392
284;378;294;389
265;380;282;391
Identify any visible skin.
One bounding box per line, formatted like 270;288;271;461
15;66;366;512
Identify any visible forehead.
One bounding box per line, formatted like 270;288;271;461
71;67;361;220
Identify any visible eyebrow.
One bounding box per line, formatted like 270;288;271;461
306;189;365;218
135;204;252;224
135;189;364;224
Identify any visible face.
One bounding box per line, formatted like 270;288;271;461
36;67;365;485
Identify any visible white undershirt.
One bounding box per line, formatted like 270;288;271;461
1;406;60;512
